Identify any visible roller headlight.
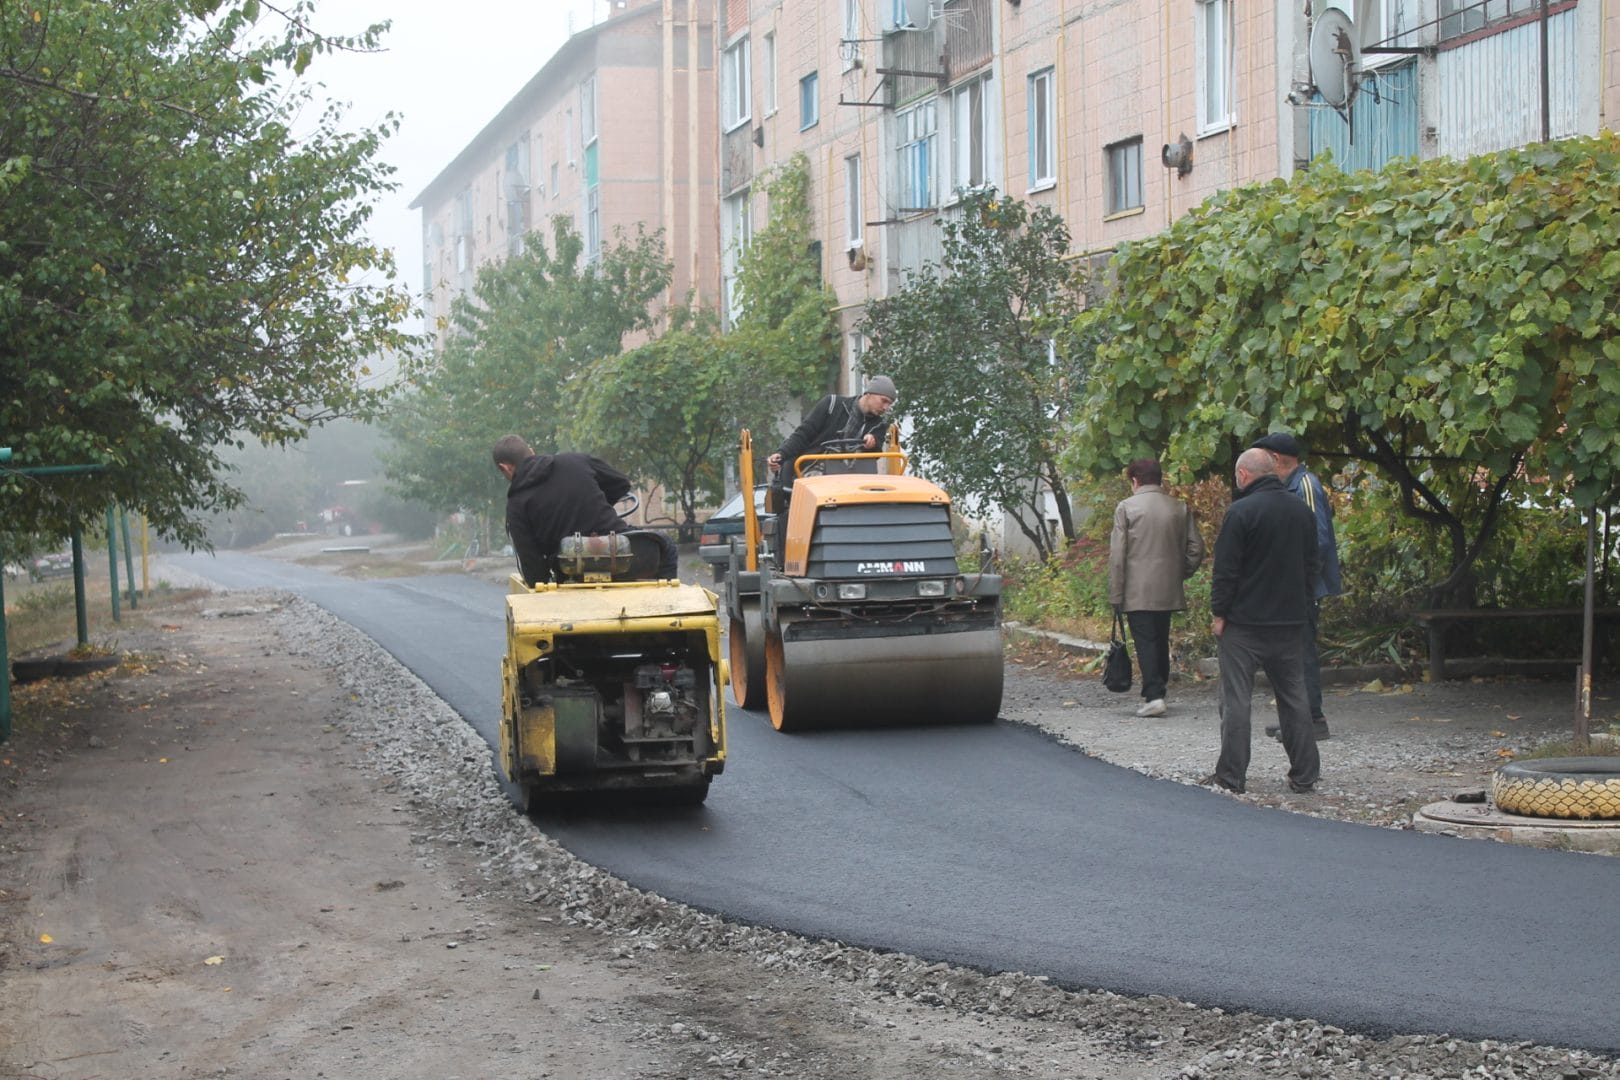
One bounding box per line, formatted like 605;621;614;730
837;583;868;600
917;580;947;597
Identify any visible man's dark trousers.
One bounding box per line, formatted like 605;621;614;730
1302;598;1324;720
1125;610;1172;702
1214;621;1320;791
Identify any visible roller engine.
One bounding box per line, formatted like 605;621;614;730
501;531;727;808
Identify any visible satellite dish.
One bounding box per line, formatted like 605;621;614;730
901;0;933;30
1309;7;1361;108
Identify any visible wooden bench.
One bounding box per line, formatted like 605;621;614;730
1410;607;1620;683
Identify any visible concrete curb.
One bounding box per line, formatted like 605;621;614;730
1413;800;1620;854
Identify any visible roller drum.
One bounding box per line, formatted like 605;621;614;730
729;601;767;710
766;626;1003;732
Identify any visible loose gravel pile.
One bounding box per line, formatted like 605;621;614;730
263;592;1618;1079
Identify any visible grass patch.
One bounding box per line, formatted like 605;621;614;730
5;577;208;656
1518;727;1620;760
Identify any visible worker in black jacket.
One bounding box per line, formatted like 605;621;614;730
766;375;898;479
491;435;678;585
763;377;897;558
1205;447;1321;796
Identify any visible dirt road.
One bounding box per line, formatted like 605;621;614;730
1;575;1615;1079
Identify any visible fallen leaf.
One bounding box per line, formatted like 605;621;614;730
1496;748;1516;758
1360;678;1386;693
1505;714;1521;721
1062;700;1077;707
39;933;53;944
204;955;224;966
1490;730;1506;738
158;757;169;764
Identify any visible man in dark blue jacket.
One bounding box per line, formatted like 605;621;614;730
1253;432;1341;741
493;435;678;585
1205;447;1321;795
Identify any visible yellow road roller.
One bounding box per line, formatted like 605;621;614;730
724;431;1003;731
501;532;727;809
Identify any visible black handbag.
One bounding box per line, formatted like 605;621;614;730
1102;611;1133;693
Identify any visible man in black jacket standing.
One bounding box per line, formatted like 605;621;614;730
492;435;678;585
1205;447;1321;795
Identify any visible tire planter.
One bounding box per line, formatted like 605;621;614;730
1491;757;1620;821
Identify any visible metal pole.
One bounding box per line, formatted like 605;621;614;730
1577;507;1595;746
1539;0;1551;143
1;569;11;743
140;514;150;595
120;507;136;610
106;507;121;624
70;526;88;647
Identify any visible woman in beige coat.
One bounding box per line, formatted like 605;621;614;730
1107;459;1205;716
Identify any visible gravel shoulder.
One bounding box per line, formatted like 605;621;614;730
1;553;1615;1079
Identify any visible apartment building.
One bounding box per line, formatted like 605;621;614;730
1292;0;1609;174
411;0;718;351
718;0;1290;392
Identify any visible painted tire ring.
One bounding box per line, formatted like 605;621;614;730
1491;757;1620;820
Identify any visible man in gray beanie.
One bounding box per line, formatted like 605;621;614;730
767;376;897;479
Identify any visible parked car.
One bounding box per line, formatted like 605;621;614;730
697;485;769;583
28;552;73;579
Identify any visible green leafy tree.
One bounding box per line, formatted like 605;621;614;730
383;217;669;518
1;0;417;553
1068;135;1620;606
728;154;841;468
569;306;736;538
860;190;1089;559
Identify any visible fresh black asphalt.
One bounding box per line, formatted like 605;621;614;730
170;551;1620;1051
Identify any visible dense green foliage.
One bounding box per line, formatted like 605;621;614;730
1069;134;1620;605
1;0;417;552
382;217;669;523
861;190;1089;559
728;154;842;474
569;307;738;537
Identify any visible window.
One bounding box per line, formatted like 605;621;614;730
949;74;995;194
581;75;598;146
453;188;473;273
845;154;863;247
895;98;937;211
565;108;575;165
1028;68;1056;189
722;37;751;131
800;72;820;130
1438;0;1536;40
504;136;530;256
585;187;601;261
722;188;752;322
842;0;862;70
550;162;560;198
1196;0;1234;133
763;32;778;114
1105;138;1143;215
848;330;867;374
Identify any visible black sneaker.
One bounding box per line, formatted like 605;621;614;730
1288;779;1316;794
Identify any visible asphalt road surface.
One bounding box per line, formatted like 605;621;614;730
168;551;1620;1052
